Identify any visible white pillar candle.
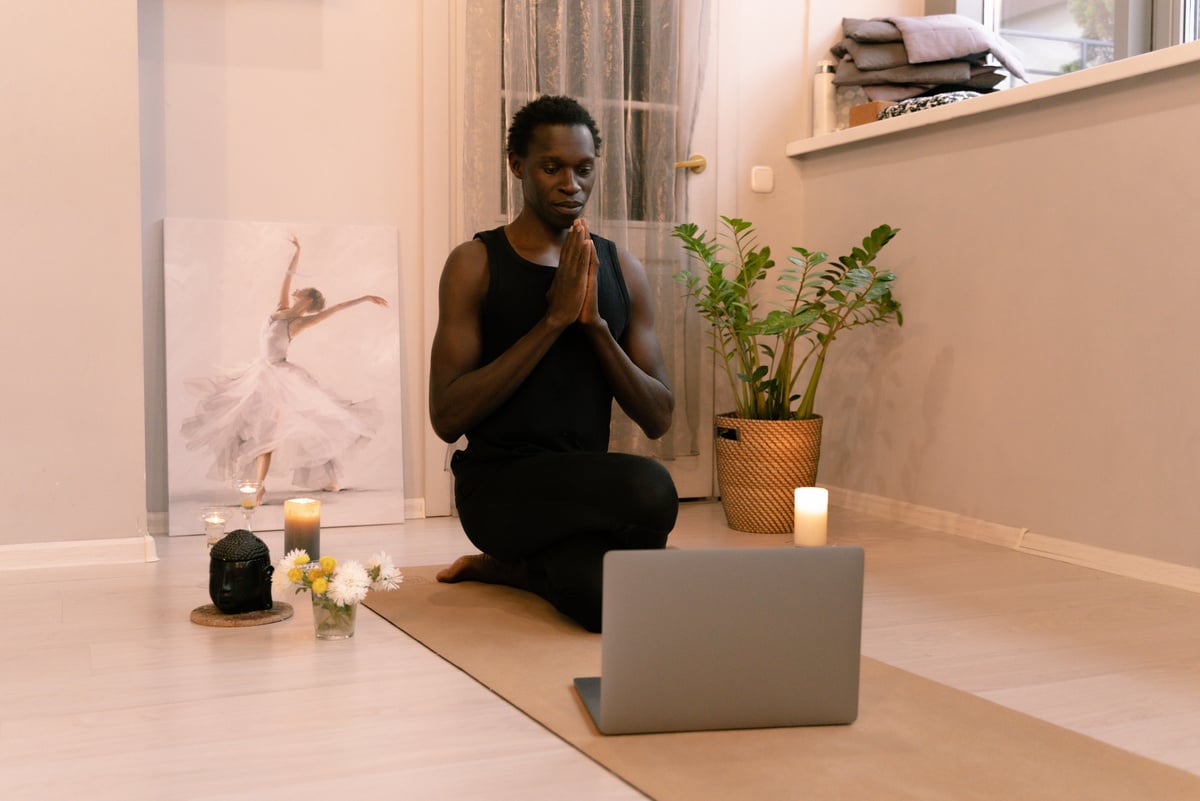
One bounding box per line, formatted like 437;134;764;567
284;498;321;559
793;487;828;547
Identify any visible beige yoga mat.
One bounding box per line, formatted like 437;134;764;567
365;566;1200;801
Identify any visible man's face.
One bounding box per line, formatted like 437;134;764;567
511;123;597;229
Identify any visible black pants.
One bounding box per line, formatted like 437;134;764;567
452;450;679;632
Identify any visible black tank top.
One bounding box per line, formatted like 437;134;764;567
463;226;631;459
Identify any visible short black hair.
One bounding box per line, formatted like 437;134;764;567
506;95;602;158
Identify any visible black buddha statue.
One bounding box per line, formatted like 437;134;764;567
209;529;274;614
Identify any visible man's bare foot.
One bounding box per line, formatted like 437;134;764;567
436;554;528;589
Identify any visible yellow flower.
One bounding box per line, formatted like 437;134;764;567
311;577;328;594
319;556;337;573
294;553;311;566
287;567;303;583
308;567;325;582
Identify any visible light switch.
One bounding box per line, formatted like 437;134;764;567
751;165;774;193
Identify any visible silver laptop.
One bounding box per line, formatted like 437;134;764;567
574;546;864;735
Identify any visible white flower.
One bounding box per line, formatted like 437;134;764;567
367;551;404;592
327;560;371;606
272;548;308;596
279;549;307;572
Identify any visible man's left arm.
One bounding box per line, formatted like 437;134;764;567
579;247;674;440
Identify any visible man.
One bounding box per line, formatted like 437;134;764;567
429;95;678;632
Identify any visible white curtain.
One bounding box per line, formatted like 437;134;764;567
462;0;710;461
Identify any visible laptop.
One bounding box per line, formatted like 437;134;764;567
573;546;865;735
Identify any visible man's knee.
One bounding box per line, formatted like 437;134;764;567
622;456;679;534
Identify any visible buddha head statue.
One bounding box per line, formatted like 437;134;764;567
209;529;274;614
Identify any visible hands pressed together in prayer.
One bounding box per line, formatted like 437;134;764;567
546;218;602;330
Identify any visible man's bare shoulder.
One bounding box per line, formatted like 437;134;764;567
442;238;490;282
446;238;488;270
439;239;490;304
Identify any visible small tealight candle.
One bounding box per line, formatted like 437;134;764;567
793;487;828;547
284;498;321;559
202;508;227;548
237;482;258;509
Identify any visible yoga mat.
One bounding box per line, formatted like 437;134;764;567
365;566;1200;801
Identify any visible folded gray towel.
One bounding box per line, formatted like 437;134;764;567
834;55;972;87
853;64;1003;103
843;18;902;43
885;14;1027;81
964;65;1006;89
835;38;910;71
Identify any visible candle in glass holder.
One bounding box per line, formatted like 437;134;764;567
284;498;321;559
202;508;227;548
793;487;828;547
237;482;259;510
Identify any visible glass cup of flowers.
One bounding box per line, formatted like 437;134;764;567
274;549;403;639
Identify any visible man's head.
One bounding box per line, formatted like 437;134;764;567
209;529;274;614
506;95;602;158
507;96;602;229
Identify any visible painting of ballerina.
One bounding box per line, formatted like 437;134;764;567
164;219;405;536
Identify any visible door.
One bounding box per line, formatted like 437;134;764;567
426;0;728;514
661;0;724;499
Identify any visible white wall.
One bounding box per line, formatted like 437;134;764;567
0;2;148;545
10;0;1196;570
140;0;448;526
732;3;1200;568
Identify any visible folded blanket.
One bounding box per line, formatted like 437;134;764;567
843;15;1027;82
962;66;1006;89
843;18;903;43
885;14;1027;80
834;55;972;87
831;38;910;71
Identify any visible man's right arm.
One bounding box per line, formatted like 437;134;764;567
428;240;574;443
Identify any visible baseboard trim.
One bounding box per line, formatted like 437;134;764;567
405;497;426;519
149;498;426;538
826;486;1200;594
0;535;159;571
1017;531;1200;593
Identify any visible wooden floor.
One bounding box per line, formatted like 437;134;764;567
3;500;1198;800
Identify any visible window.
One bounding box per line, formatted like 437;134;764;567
980;1;1198;83
996;1;1119;79
1185;0;1200;39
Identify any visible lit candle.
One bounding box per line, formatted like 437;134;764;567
793;487;828;547
202;508;227;548
284;498;321;559
237;483;258;509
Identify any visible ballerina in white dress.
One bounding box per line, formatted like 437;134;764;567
182;236;389;503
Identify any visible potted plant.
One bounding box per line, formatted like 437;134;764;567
673;217;902;533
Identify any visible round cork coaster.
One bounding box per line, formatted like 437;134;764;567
190;602;294;627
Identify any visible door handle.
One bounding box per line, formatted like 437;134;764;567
673;154;707;174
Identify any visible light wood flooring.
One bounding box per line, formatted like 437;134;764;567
2;500;1198;800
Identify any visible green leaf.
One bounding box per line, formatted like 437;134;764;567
672;216;902;419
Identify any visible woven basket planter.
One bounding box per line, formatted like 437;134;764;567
714;413;824;534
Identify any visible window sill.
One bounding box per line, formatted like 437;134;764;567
786;40;1200;159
